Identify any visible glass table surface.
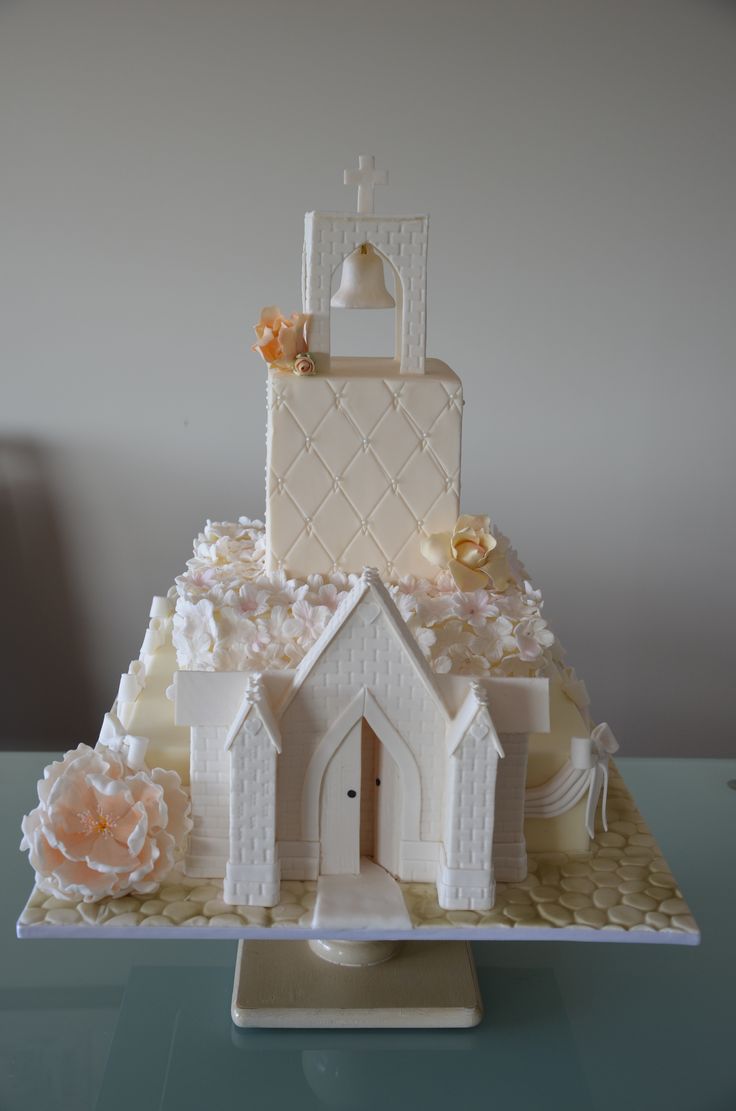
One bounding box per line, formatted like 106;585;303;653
2;752;734;1111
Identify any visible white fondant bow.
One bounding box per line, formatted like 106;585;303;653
97;712;150;771
572;723;619;839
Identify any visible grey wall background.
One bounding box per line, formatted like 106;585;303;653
1;0;735;755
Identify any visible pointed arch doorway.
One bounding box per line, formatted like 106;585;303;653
302;689;421;878
319;718;401;876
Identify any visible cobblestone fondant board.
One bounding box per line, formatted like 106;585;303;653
16;765;699;944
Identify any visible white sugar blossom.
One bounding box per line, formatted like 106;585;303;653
444;641;492;676
523;580;543;607
451;590;500;630
281;600;332;647
467;624;509;664
395;575;418;594
194;520;263;567
411;624;437;657
182;565;221;596
172;598;217;670
222;582;271;617
388;587;418;622
214;610;259;667
173;518;561;681
212;638;253;672
306;582;342;612
433;570;458;594
248;638;292;672
416;593;455;625
266;571;310;608
432;654;453;674
256;606;293;646
496;591;535;622
515;617;555;661
329;571;356;591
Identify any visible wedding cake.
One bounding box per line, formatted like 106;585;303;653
21;158;616;919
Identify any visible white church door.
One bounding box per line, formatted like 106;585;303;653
369;724;401;877
319;718;362;875
320;717;401;877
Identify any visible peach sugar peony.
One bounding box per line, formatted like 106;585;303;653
20;742;192;903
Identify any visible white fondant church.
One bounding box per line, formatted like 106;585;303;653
171;159;595;912
19;159;629;935
176;570;550;910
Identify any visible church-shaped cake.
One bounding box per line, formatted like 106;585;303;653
21;159;620;928
168;160;607;913
175;569;549;910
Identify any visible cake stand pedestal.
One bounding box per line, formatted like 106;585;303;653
232;938;482;1028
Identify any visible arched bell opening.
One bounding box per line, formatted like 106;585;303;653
329;243;404;362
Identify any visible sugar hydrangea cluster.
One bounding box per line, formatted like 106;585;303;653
171;519;588;716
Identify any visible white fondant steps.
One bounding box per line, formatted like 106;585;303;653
311;859;412;931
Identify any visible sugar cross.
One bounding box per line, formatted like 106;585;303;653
343;155;388;215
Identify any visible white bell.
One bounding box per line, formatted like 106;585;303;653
331;244;395;309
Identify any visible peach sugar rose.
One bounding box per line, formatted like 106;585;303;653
252;306;311;371
421;514;499;592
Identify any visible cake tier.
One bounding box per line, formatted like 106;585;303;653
129;516;597;861
265;358;463;580
173;518;585;698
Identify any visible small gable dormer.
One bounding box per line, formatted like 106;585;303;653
224;676;282;906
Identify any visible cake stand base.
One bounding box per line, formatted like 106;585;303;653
231;939;483;1028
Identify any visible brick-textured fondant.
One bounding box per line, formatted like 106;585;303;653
275;591;446;849
187;726;229;877
439;705;500;910
226;709;279;906
303;212;428;374
493;733;529;882
178;573;551;913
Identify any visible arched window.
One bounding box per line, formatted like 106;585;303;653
302;212;428;374
329;243;401;361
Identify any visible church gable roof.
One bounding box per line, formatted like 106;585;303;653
224;674;282;753
446;682;505;758
279;567;450;719
174;569;550;750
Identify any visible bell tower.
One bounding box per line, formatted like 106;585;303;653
302;155;429;375
265;157;463;580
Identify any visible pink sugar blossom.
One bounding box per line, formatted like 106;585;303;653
223;582;270;616
281;600;332;645
515;617;555;661
451;590;500;630
306;582;342;612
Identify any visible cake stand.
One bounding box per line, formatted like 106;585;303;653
17;762;699;1028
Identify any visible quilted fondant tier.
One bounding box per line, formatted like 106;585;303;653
265;358;463;579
